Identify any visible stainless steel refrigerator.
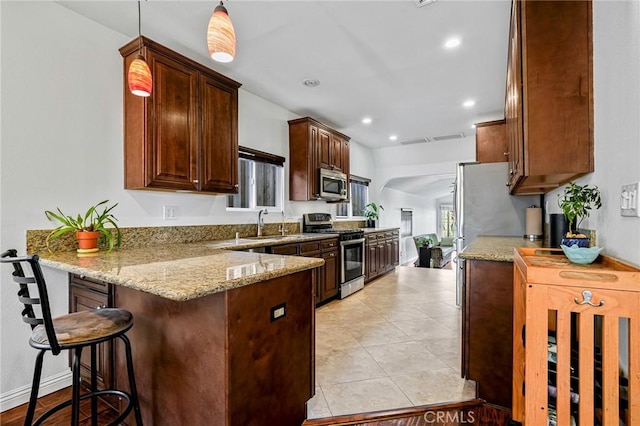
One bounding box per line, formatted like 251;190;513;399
453;162;540;305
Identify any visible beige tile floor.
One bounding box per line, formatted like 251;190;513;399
307;265;477;418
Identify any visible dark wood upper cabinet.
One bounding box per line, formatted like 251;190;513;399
288;117;350;201
506;0;593;194
120;37;241;194
476;119;507;164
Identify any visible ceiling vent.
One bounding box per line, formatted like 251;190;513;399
399;132;465;145
429;132;465;142
399;138;429;146
415;0;437;8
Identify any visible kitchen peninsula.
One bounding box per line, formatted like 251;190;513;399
39;241;324;425
459;236;543;408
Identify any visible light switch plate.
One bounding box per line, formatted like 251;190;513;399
163;205;179;220
620;182;640;217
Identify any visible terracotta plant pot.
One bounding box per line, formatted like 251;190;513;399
76;231;100;251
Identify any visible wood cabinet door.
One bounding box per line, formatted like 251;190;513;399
476;120;507;163
308;124;320;199
69;285;112;390
322;250;339;300
199;73;238;193
366;242;378;280
392;238;399;266
270;243;299;256
330;135;343;171
506;0;523;191
465;260;513;408
376;242;387;274
318;128;332;169
146;50;199;190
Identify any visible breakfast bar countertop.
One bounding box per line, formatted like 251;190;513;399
459;236;544;262
39;241;324;301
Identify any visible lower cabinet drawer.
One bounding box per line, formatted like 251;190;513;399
300;241;321;254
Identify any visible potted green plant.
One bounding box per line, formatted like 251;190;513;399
45;200;122;253
415;236;433;248
557;181;602;247
362;203;384;228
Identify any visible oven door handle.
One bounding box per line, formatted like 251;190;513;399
340;238;365;246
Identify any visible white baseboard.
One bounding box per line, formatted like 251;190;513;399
0;371;72;412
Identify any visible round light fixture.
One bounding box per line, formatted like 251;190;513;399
302;79;320;88
444;37;462;49
389;135;398;141
462;99;476;108
362;117;372;124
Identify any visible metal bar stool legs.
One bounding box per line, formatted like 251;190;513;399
120;334;143;426
24;350;46;426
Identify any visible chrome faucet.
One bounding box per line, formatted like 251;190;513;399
257;208;268;237
279;211;286;236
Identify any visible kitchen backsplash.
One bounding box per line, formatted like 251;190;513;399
27;220;365;253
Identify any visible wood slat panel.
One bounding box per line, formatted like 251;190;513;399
526;284;549;425
578;312;595;426
555;311;572;425
630;314;640;425
602;315;619;424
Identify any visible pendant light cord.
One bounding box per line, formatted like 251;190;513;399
137;0;143;54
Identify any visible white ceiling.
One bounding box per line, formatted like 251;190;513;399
385;174;455;199
58;0;511;151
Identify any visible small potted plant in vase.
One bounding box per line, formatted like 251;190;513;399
557;181;601;249
363;203;383;228
45;200;122;253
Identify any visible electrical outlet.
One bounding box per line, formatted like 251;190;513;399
163;205;178;220
621;183;640;217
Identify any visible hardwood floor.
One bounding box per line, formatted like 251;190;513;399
0;387;119;425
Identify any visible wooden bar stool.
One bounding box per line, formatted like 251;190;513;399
1;250;143;425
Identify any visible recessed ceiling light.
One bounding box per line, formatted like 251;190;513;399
302;79;320;88
444;37;461;49
471;124;476;129
362;117;372;124
389;135;398;141
462;99;476;108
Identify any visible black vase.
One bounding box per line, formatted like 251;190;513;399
366;219;376;228
549;214;569;248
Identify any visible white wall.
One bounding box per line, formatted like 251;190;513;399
379;187;437;265
370;136;475;208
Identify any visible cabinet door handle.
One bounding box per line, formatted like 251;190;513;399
96;304;106;310
574;290;604;307
234;184;239;188
504;152;509;157
330;253;335;257
193;179;199;184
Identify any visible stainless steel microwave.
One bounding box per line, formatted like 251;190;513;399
319;168;348;201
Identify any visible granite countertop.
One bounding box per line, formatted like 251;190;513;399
459;236;545;262
362;227;400;234
39;238;325;301
204;232;338;250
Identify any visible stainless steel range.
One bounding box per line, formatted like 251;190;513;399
303;213;365;299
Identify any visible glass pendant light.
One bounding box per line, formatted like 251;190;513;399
207;1;236;63
128;1;152;97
